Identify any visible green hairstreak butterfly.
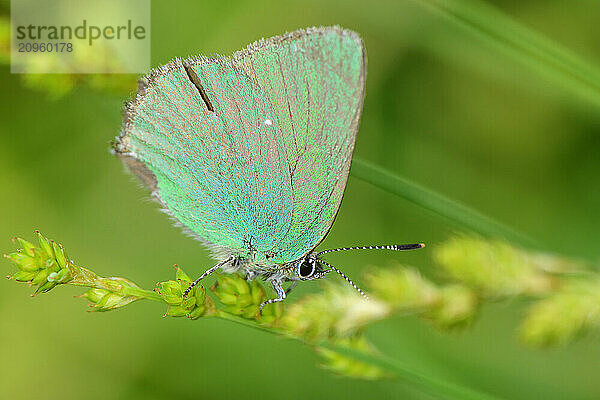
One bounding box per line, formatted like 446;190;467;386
113;26;424;310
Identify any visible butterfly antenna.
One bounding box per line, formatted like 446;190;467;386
318;259;368;300
316;243;424;257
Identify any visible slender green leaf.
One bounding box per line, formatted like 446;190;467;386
216;312;502;400
350;159;536;247
413;0;600;108
323;342;503;400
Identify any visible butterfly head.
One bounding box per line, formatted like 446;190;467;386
295;256;328;281
293;243;426;298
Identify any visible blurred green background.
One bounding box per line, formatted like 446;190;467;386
1;0;599;399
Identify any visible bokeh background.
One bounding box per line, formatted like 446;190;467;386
1;0;599;399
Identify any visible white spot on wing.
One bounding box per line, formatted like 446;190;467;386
264;119;272;126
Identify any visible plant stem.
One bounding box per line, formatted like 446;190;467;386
123;286;164;301
351;159;536;248
413;0;600;108
213;310;503;400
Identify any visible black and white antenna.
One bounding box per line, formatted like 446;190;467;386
315;242;425;298
316;243;424;257
318;259;368;299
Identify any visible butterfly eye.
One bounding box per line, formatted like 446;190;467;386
298;259;316;279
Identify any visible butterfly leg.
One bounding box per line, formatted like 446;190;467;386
259;279;286;312
183;257;234;298
245;270;260;281
285;280;298;295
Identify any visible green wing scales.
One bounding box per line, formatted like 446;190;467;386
114;26;366;265
233;26;366;262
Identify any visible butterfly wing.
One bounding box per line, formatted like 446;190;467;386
114;26;365;265
232;27;366;263
114;57;293;256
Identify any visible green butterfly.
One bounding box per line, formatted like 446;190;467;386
113;26;423;311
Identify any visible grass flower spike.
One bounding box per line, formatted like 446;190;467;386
4;231;600;394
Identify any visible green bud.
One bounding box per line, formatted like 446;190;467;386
6;232;156;313
212;275;237;297
47;271;59;281
16;237;36;257
36;279;58;293
5;252;39;272
249;280;266;305
36;231;54;259
48;260;61;273
159;267;215;319
57;268;72;283
161;293;183;306
316;336;389;380
88;292;138;312
194;282;206;304
12;270;37;282
216;292;238;305
519;279;600;347
5;232;80;293
31;269;50;286
222;304;259;319
175;265;192;282
77;284;139;312
282;284;389;341
5;251;29;264
425;285;479;329
102;279;125;293
181;293;196;310
187;304;206;320
44;258;56;269
434;235;557;297
186;286;213;319
211;274;267;319
211;275;237;302
52;241;67;269
157;280;184;305
232;276;250;296
364;265;439;312
241;305;260;319
165;304;189;317
259;301;283;326
230;274;251;295
81;288;111;304
47;268;71;283
97;293;125;309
